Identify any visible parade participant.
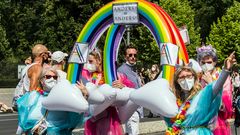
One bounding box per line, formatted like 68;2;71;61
113;45;143;135
51;51;68;79
17;67;87;134
25;56;32;65
13;56;33;110
165;52;236;135
148;64;160;82
232;68;240;127
82;50;123;135
23;44;50;93
197;45;233;135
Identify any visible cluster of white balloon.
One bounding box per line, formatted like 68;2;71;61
42;78;178;121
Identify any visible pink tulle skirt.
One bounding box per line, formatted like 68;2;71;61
213;78;233;135
84;107;123;135
213;115;231;135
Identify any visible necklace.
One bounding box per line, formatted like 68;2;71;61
36;87;48;96
91;72;105;85
166;98;191;135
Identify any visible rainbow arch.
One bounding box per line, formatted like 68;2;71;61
67;0;189;84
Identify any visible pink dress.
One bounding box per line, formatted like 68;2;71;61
201;69;233;135
82;69;135;135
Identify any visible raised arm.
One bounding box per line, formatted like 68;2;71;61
213;52;236;96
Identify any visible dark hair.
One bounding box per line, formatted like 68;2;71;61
125;45;137;55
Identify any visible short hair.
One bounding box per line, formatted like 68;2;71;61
124;45;137;55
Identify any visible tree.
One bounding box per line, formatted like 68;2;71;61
207;1;240;64
189;0;234;41
0;24;11;62
159;0;201;59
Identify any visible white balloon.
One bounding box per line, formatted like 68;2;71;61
90;84;117;116
42;79;89;113
114;87;134;106
85;82;105;104
130;78;178;118
117;100;139;124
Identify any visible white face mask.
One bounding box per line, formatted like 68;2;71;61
43;78;57;91
151;67;156;71
86;63;97;72
126;61;136;66
178;78;195;91
201;63;214;72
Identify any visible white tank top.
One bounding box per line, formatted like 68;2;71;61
23;63;38;92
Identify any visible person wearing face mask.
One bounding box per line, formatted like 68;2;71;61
82;51;104;85
51;51;68;80
113;45;143;135
196;45;233;135
82;50;124;135
148;64;160;82
17;67;87;135
164;52;236;135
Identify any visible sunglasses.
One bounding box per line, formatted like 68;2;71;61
178;74;193;82
44;75;58;80
128;54;137;57
201;61;213;64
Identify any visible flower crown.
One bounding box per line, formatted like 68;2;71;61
196;45;216;54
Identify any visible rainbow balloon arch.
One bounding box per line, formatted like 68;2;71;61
67;0;189;85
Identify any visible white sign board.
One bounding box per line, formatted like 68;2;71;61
68;42;89;64
18;65;26;79
113;3;139;25
160;43;179;66
179;26;190;45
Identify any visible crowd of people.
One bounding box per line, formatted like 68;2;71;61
3;43;239;135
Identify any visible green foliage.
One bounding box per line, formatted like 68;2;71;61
189;0;234;40
207;1;240;64
0;0;110;62
0;24;11;62
159;0;201;59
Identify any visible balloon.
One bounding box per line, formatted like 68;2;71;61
90;84;117;116
85;82;105;104
114;87;135;106
117;100;139;124
130;78;178;118
42;79;89;113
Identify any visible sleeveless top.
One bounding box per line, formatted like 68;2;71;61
23;63;38;93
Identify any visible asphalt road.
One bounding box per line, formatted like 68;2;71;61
1;113;240;135
0;113;18;135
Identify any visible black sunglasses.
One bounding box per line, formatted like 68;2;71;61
44;75;58;80
128;54;137;57
201;61;213;64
